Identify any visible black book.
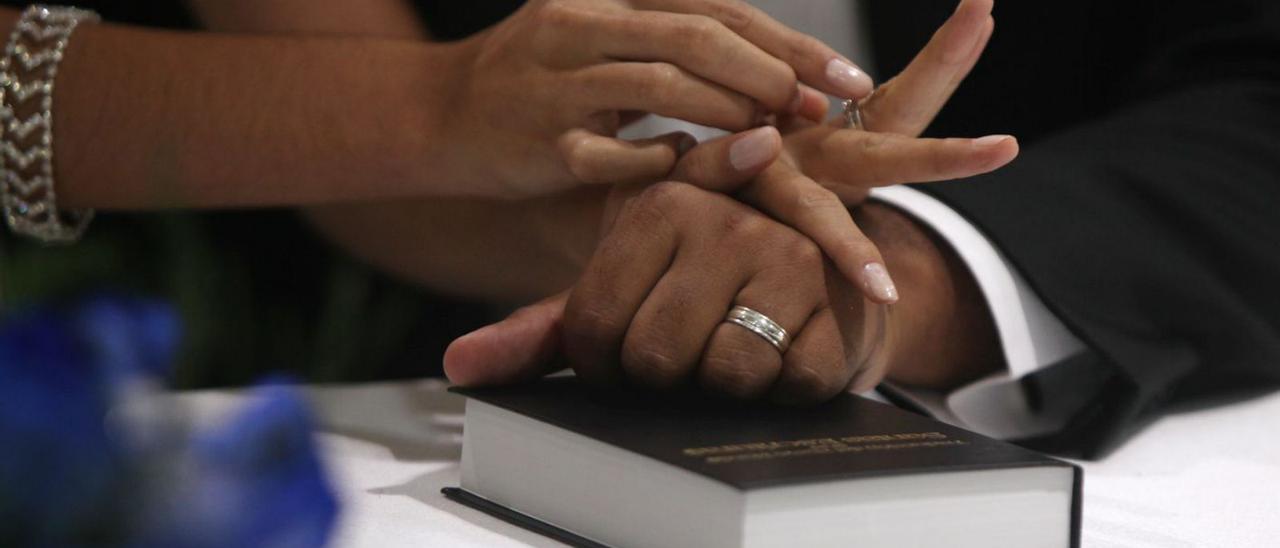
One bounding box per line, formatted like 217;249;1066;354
446;378;1081;548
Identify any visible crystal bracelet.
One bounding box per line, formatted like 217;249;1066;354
0;5;98;244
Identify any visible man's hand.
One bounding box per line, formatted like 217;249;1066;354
682;0;1017;305
442;190;1005;398
446;182;885;403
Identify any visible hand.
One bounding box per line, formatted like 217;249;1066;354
702;0;1017;304
446;182;887;403
440;188;1007;398
442;0;873;198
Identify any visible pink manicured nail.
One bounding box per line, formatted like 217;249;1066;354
974;134;1014;148
825;58;873;99
729;127;779;172
861;262;899;303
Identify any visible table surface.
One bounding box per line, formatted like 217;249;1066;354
181;380;1280;548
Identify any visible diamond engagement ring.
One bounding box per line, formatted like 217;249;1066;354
841;99;865;130
725;305;791;354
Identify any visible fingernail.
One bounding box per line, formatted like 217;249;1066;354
825;58;874;99
861;262;899;303
974;134;1014;148
729;127;779;172
787;85;805;113
677;134;698;155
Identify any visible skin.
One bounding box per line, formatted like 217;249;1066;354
3;0;1010;302
442;1;1011;398
442;185;1003;397
186;1;1006;396
2;0;881;208
188;0;1009;395
304;0;1016;305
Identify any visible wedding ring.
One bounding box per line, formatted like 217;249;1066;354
842;99;865;130
725;305;791;354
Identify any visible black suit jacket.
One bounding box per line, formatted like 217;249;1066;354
869;1;1280;458
418;0;1280;458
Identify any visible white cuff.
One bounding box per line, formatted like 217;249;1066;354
869;186;1087;439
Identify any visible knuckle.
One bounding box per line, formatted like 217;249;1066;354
706;1;755;33
842;239;881;266
622;336;687;388
640;62;683;104
537;0;579;27
637;180;695;210
780;235;824;267
795;186;844;213
702;348;775;399
563;302;627;353
781;361;842;402
561;141;598;183
720;207;770;239
858;132;893;154
786;34;829;67
683;16;724;47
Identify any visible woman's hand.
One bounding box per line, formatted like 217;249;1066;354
442;0;873;199
445;182;887;403
695;0;1016;304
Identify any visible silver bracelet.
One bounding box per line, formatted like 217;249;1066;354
0;5;98;244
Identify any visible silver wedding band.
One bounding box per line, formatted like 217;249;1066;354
725;305;791;355
842;99;865;131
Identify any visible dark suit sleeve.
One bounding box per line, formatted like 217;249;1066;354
922;4;1280;458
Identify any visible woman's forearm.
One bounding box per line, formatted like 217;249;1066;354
185;0;594;302
0;8;466;210
186;0;427;40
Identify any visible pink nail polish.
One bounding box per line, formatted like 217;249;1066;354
825;58;873;99
861;262;899;303
974;134;1013;148
729;127;779;172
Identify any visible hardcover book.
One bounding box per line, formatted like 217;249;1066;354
446;378;1081;548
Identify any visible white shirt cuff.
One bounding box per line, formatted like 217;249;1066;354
869;186;1087;439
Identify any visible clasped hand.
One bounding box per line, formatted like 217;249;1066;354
445;0;1012;403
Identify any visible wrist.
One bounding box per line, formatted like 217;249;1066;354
853;201;1003;390
376;39;482;197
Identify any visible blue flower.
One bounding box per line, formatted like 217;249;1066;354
0;295;339;547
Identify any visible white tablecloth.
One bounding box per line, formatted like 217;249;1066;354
181;381;1280;547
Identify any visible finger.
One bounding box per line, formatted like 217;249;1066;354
739;162;899;304
862;0;994;136
443;292;569;386
629;0;874;99
699;241;828;399
792;128;1019;187
668;126;781;193
589;10;801;113
796;84;831;124
563;182;686;385
559;129;696;185
769;306;855;405
574;62;761;131
620;256;747;390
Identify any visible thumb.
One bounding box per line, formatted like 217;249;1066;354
669;126;782;193
558;129;695;186
443;292;569;387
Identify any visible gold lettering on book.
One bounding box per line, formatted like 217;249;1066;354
682;432;964;464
